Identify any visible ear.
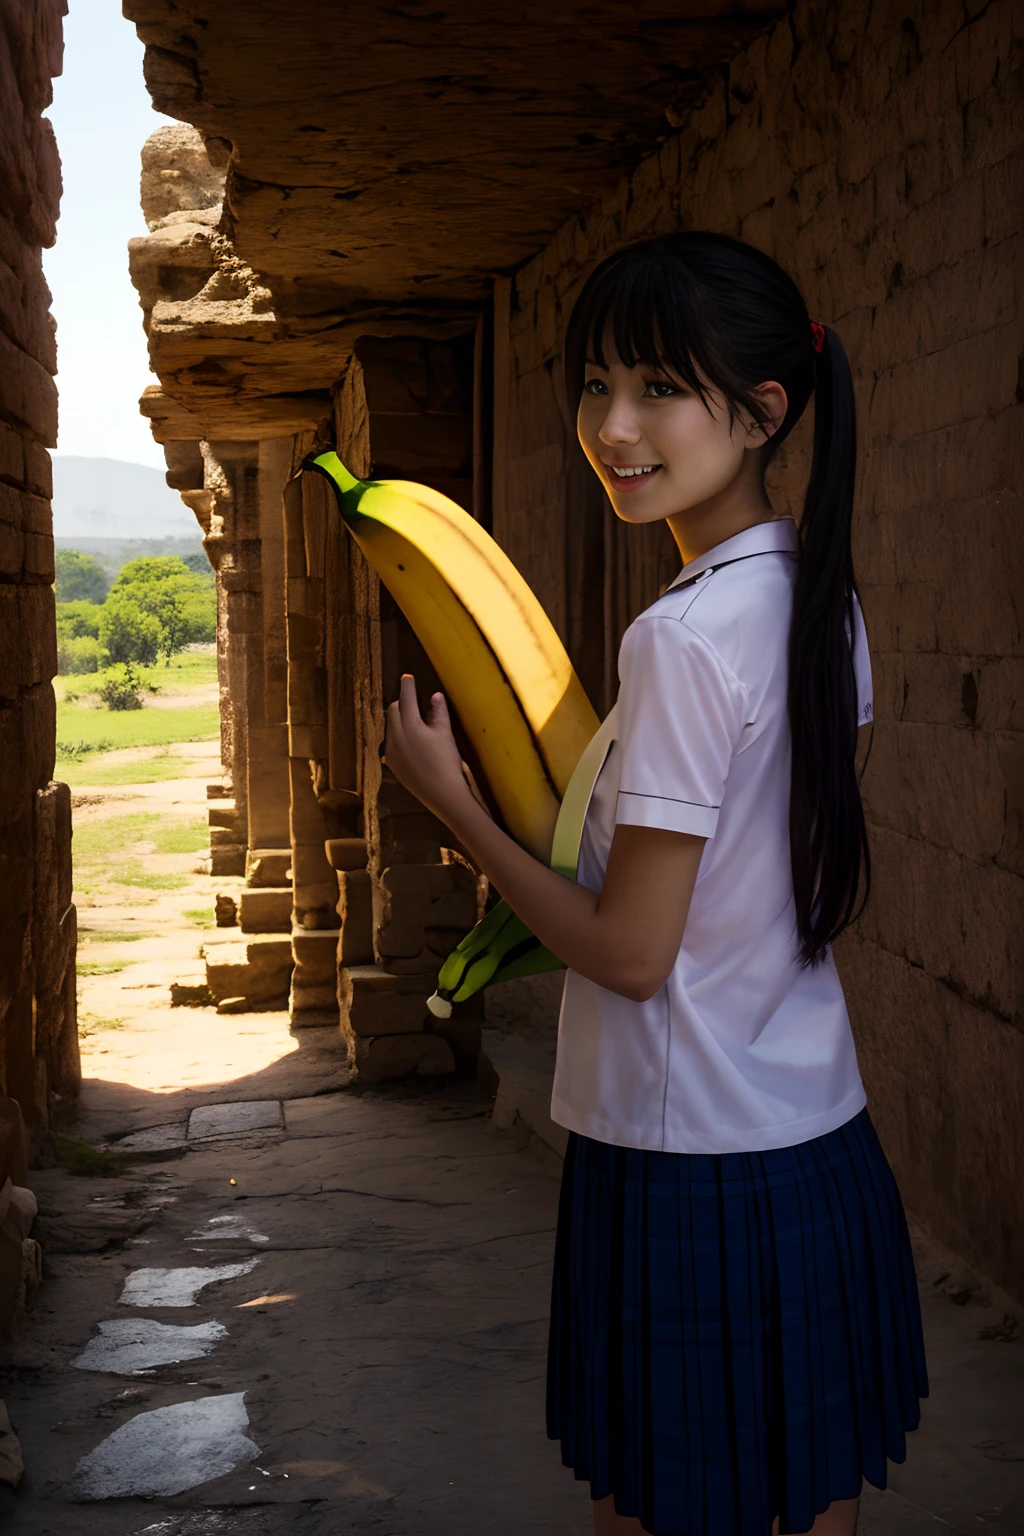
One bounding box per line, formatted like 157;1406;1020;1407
743;381;788;447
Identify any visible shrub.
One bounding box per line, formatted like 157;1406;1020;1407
99;664;145;711
99;598;161;666
57;634;103;674
56;738;113;760
54;548;110;603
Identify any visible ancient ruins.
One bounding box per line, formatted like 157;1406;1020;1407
0;0;1021;1337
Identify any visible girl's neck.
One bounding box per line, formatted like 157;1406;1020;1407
665;459;781;567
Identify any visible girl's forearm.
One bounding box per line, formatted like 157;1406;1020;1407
440;793;642;996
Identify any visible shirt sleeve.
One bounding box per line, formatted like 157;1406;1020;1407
850;590;873;725
614;615;748;840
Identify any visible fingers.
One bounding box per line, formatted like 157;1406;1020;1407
398;672;420;722
427;690;450;730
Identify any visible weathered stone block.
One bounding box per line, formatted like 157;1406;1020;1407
292;879;339;931
373;863;477;964
208;803;243;832
209;825;241;850
210;845;246;876
324;837;368;871
338;869;374;965
245;848;291;887
351;1031;455;1084
339;966;436;1037
239;887;292;933
291;928;339;987
290;983;338;1012
202;935;292;1005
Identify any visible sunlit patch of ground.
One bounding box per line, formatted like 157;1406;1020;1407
66;734;319;1102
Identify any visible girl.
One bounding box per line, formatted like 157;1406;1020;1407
383;232;928;1536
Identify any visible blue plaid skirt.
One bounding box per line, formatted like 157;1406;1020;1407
547;1109;928;1535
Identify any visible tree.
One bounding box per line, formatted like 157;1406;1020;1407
54;548;110;603
55;600;102;640
99;597;161;667
108;556;216;658
181;549;213;575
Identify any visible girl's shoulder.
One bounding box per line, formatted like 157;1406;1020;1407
633;550;796;685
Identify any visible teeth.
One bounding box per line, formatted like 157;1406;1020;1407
611;464;657;479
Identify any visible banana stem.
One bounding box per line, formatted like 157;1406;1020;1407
303;451;366;509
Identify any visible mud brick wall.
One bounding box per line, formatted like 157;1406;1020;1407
493;0;1024;1295
0;0;79;1135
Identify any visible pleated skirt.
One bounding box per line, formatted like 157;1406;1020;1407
547;1109;928;1536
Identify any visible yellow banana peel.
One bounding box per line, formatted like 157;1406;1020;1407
305;450;599;861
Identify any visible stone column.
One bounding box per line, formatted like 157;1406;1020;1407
283;469;343;1026
328;336;484;1080
0;0;78;1144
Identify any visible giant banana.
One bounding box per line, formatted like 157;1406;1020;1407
305;451;600;861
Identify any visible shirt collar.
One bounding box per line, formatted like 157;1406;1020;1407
665;517;800;591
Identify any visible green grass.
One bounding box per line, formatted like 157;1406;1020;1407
63;749;207;788
72;812;207;894
55;648;218;770
56;646;217;703
118;866;189;891
54;1136;125;1178
78;927;153;944
77;959;131;976
182;907;216;928
56;704;219;759
77;1012;125;1040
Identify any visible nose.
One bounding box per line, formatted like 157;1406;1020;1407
597;391;642;447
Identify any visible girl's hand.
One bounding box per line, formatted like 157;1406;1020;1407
384;674;476;825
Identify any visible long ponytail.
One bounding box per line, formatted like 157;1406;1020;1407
565;232;872;966
788;326;870;963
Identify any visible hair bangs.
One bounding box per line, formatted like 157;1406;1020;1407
567;249;739;419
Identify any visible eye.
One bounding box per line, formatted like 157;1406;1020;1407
643;379;680;399
583;378;608;396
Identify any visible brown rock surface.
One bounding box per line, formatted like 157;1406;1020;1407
0;0;74;1172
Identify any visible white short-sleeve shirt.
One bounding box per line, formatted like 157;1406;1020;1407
550;517;872;1155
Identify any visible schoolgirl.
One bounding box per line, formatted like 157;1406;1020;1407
384;232;928;1536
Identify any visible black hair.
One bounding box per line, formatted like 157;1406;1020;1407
565;231;869;966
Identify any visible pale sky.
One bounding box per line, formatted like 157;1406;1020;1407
44;0;177;470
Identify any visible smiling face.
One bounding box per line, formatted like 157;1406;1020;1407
576;340;787;551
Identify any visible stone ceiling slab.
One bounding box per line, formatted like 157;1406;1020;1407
124;1;786;314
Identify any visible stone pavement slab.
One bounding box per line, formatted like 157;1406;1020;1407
1;1079;1021;1534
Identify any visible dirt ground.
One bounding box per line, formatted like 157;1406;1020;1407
0;742;1021;1533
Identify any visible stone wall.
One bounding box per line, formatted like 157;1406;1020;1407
0;0;78;1139
327;338;482;1080
493;0;1024;1295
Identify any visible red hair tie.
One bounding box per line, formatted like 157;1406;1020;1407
810;321;826;354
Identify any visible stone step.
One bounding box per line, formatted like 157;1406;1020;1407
209;845;246;877
208;803;242;832
201;933;293;1007
238;887;292;933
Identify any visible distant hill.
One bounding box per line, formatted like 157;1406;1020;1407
54;535;209;576
51;455;200;541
